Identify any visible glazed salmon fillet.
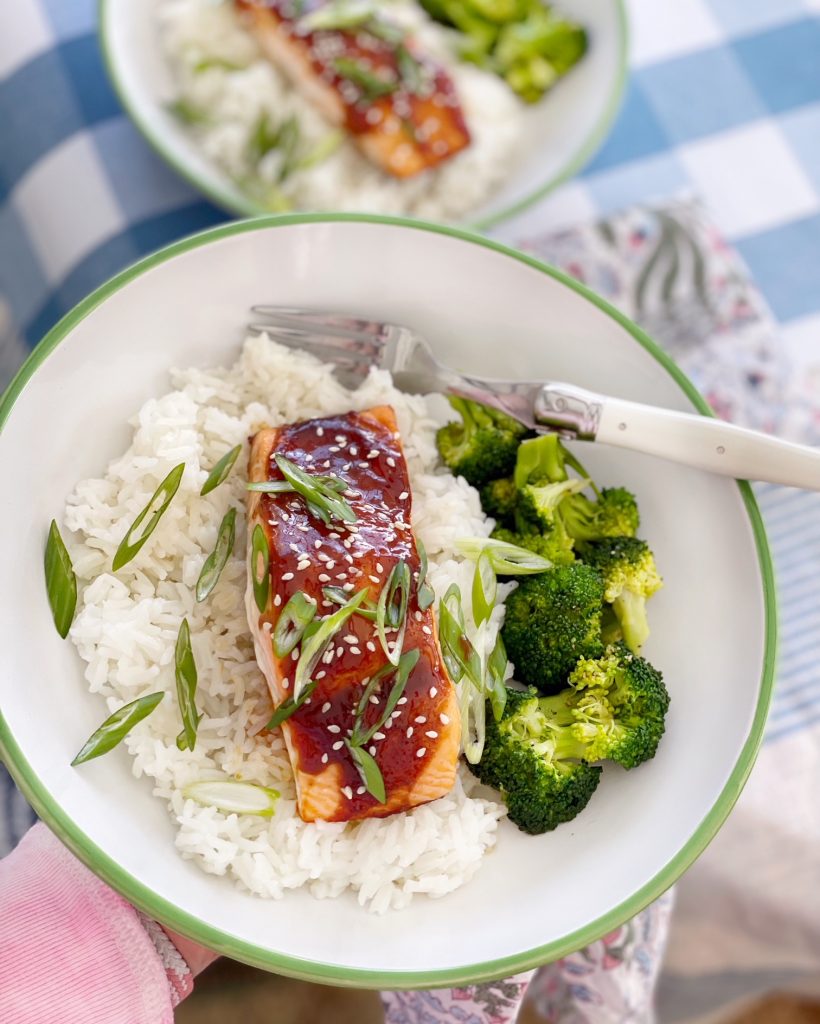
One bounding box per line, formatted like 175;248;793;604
234;0;471;178
246;405;460;823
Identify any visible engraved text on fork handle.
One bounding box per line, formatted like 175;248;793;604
534;384;603;441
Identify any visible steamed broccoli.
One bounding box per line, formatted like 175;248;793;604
540;643;670;769
491;525;575;566
480;476;517;524
513;433;567;487
470;687;602;834
517;477;587;532
579;537;662;654
436;396;528;487
560;487;640;541
501;563;604;692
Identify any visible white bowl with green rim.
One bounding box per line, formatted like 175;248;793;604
98;0;628;229
0;215;775;988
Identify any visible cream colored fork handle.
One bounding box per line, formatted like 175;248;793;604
594;396;820;489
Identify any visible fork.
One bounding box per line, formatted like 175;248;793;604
249;306;820;491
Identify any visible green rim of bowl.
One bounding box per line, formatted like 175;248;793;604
96;0;629;230
0;213;777;989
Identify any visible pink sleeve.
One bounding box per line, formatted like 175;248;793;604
0;824;193;1024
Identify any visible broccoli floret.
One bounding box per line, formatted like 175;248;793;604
470;687;602;834
539;643;670;769
502;564;604;693
518;478;587;532
579;538;662;654
491;525;575;566
436;396;528;487
560;487;640;541
480;476;517;524
513;434;567;487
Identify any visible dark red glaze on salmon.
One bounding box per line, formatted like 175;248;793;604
234;0;471;177
247;406;460;822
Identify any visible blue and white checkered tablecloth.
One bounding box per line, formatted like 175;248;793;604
2;2;820;1022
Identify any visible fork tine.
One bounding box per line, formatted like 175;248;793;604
248;326;379;363
250;306;388;344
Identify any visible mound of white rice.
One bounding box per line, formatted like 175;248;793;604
64;335;509;913
157;0;525;220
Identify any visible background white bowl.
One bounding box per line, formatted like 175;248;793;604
0;216;775;988
99;0;627;228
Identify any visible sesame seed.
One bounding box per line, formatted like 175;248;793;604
343;582;354;591
332;741;344;751
335;646;344;658
430;687;437;697
351;646;361;655
369;695;380;705
415;716;426;724
281;572;294;581
274;594;282;607
373;732;385;741
297;559;310;571
391;710;401;719
323;460;331;469
343;635;357;644
314;539;322;550
297;524;309;533
406;727;413;738
342;786;353;800
321;753;329;764
386;457;395;467
422;625;432;635
366;641;376;652
349;446;358;456
318;573;331;583
323;650;334;664
416;747;426;758
440;713;450;725
291;649;300;662
322;702;331;713
335;435;346;444
425;730;438;739
369;575;380;584
399;491;409;500
398;697;408;705
326;560;336;569
289;543;299;552
281;677;289;689
368;745;377;756
305;454;313;463
317;427;324;436
316;671;326;680
376;562;384;573
327;724;341;734
358;462;369;469
368;450;379;459
357;786;366;796
414;610;422;621
329;446;340;453
321;600;332;608
343;463;351;472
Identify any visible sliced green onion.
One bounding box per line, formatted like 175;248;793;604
275;454;357;525
323;585;378;620
113;464;185;571
416;536;429;590
376;560;410;666
456;537;552;575
193;56;245;73
296;130;345;171
333;57;398;100
415;536;436;611
201;445;242;496
471;551;496;627
251;524;270;613
397;43;424;92
247;474;345;495
71;692;164;766
45;520;77;638
345;741;386;803
273;591;317;658
486;633;508;722
293;589;368;699
196;507;237;602
266;678;318;729
438;584;481;687
418;583;436;611
301;0;378;32
175;619;199;751
354;649;420;746
460;673;486;765
182;779;280;818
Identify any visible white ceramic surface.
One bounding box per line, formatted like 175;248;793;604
99;0;627;226
0;217;774;987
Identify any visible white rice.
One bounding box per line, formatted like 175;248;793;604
157;0;525;220
64;335;508;913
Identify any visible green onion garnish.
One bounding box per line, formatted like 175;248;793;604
486;633;508;723
376;560;411;666
415;537;435;610
293;589;368;700
251;524;270;613
266;678;318;729
71;692;164;766
113;464;185;571
323;585;378;620
460;672;486;765
301;0;378;31
438;584;481;687
354;649;420;747
273;591;317;658
471;551;497;627
345;741;386;804
274;454;357;525
182;779;280;818
455;537;552;575
201;445;242;496
175;619;200;752
45;520;77;639
196;507;237;602
333;57;398;100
